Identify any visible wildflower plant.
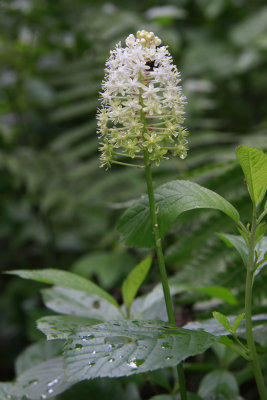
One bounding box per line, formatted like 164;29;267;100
4;31;267;400
97;30;188;169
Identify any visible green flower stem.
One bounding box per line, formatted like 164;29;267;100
110;160;144;169
245;206;267;400
143;149;187;400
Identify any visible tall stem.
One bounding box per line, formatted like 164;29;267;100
144;149;187;400
245;205;267;400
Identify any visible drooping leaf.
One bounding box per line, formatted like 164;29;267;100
217;233;248;266
117;180;240;247
236;146;267;206
37;315;100;340
11;357;71;400
198;370;239;400
63;320;218;381
8;269;119;308
122;257;152;312
41;286;123;321
212;312;232;332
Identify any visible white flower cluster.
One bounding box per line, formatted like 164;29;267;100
97;30;188;168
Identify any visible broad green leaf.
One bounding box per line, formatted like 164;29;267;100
42;286;123;320
212;311;232;332
117;180;240;247
11;357;71;400
198;370;239;400
192;286;237;305
64;320;218;381
37;315;100;340
122;257;152;311
15;340;63;375
217;233;248;266
236;146;267;206
232;313;245;334
8;269;119;308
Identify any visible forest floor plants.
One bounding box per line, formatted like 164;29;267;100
2;31;267;400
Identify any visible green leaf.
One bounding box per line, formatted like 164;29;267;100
42;286;123;320
37;315;100;340
217;233;248;266
198;370;239;400
232;313;245;334
192;286;237;305
212;311;232;332
64;320;218;381
122;257;152;312
8;269;119;308
11;357;70;399
255;222;267;244
236;146;267;206
118;180;240;247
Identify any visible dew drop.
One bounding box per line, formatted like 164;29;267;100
127;358;138;369
108;358;115;363
41;394;47;399
88;361;96;367
180;154;185;159
92;350;96;355
48;389;53;395
47;378;59;387
166;356;173;361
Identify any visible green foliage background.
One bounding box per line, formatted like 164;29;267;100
1;0;267;397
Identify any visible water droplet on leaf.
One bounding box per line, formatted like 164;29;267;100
47;378;58;388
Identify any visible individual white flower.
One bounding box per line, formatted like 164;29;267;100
97;30;188;168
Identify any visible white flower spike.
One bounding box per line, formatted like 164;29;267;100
97;30;188;168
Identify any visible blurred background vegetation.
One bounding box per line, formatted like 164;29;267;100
1;0;267;396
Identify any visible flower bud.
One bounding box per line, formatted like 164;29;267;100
97;30;188;168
